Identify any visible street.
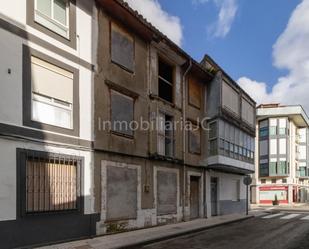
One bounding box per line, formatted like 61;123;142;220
140;212;309;249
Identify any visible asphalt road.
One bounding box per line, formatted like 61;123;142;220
140;212;309;249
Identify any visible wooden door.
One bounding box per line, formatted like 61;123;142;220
190;176;200;219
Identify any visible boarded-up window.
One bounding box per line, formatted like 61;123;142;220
111;90;134;136
188;76;202;109
157;171;177;215
106;166;137;220
26;157;78;213
111;23;134;72
31;56;73;129
241;98;255;126
158;58;174;103
188;125;201;154
222;81;239;116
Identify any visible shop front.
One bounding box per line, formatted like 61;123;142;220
259;186;288;204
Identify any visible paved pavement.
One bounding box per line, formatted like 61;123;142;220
140;212;309;249
37;214;252;249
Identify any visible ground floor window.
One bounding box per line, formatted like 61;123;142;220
18;149;82;215
157;170;177;215
259;186;288;204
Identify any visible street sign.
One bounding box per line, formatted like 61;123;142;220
243;175;252;186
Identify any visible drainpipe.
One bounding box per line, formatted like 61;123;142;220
182;60;192;221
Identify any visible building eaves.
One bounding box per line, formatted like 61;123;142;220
257;105;309;127
201;54;257;105
96;0;213;81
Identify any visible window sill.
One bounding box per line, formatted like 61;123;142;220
188;151;202;156
34;12;70;40
23;209;81;217
149;94;181;111
149;153;183;164
24;119;78;137
188;102;201;110
110;130;134;140
111;60;135;74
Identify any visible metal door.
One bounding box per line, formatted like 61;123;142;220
190;176;200;219
211;177;218;216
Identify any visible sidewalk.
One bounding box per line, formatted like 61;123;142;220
38;214;252;249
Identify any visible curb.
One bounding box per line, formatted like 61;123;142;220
117;215;254;249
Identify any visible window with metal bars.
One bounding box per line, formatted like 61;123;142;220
18;149;82;215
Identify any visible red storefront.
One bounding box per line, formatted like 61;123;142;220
259;186;288;204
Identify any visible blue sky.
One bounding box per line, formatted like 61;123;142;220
126;0;309;111
159;0;299;88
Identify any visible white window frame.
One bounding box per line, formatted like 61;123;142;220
34;0;70;38
32;92;73;129
157;112;174;157
270;139;277;155
279;138;287;155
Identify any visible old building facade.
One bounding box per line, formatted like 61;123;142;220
93;0;256;234
201;56;256;216
252;104;309;205
0;0;256;247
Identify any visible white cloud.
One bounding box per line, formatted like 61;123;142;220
211;0;238;37
124;0;183;46
237;0;309;112
195;0;238;38
238;77;270;104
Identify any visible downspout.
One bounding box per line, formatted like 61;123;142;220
182;60;192;221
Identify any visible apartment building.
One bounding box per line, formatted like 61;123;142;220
252;104;309;205
0;0;98;248
0;0;256;247
93;0;213;233
201;56;256;216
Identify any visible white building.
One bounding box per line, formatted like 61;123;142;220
0;0;98;247
252;104;309;205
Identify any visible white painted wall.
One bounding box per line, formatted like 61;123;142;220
0;0;96;63
0;0;98;223
0;137;95;221
205;171;246;217
0;0;97;141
